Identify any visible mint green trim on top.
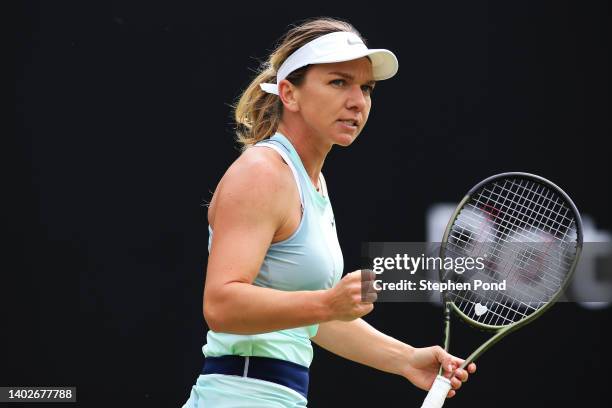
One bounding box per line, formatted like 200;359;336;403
203;133;344;368
275;134;330;210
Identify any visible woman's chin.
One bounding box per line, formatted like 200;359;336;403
333;132;358;147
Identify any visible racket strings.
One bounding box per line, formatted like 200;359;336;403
449;220;567;294
467;181;568;313
450;215;572;284
480;180;576;241
452;207;572;288
443;242;542;327
443;177;579;327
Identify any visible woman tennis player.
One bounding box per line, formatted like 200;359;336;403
182;17;476;407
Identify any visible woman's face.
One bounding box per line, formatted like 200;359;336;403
291;57;375;147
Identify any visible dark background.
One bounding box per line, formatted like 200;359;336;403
11;1;610;406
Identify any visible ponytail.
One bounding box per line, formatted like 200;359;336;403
234;64;282;149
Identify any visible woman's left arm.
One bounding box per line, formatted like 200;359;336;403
311;318;476;398
312;318;411;376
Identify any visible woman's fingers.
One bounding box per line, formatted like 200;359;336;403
449;355;476;377
452;362;476;386
450;376;462;390
360;269;379;302
437;351;477;398
454;368;469;382
450;356;465;368
435;348;478;397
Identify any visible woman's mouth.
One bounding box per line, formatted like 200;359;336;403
337;119;358;131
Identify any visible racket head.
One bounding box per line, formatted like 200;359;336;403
439;172;583;332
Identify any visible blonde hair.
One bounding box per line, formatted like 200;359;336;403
233;17;365;149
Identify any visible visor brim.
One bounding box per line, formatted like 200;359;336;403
308;48;398;81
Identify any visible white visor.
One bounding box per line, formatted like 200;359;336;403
259;31;399;95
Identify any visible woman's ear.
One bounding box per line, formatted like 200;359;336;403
278;79;300;113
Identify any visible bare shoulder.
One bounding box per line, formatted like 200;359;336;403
223;146;294;198
208;146;296;227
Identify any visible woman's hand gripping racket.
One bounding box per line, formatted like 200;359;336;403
421;172;583;408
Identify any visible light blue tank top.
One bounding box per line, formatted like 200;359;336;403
202;133;344;367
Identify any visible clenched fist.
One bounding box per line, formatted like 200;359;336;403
324;269;379;321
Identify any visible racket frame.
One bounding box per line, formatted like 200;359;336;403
438;172;583;370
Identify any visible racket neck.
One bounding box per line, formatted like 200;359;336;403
443;302;451;351
438;302;452;377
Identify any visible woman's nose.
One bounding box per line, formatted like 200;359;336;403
346;85;367;111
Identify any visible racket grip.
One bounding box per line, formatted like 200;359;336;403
420;375;451;408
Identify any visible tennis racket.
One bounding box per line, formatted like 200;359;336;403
421;172;583;408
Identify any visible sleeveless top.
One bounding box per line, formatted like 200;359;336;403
202;132;344;368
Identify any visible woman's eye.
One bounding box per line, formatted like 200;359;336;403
331;79;346;87
361;85;374;95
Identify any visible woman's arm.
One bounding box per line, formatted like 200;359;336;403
312;318;412;375
203;149;373;334
312;318;476;397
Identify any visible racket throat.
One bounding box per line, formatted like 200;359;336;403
460;326;512;369
438;303;452;377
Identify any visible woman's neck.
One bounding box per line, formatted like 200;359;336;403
277;122;331;188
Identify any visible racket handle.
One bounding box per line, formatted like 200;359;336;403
420;375;451;408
